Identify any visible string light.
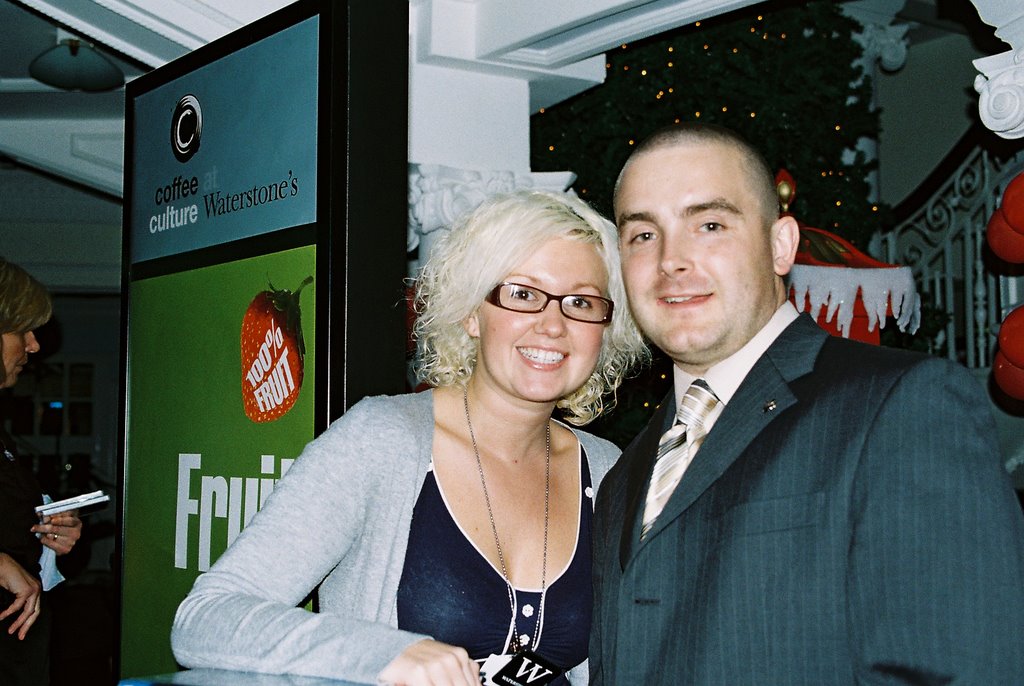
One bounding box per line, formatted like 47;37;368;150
641;69;648;76
538;108;545;114
750;112;756;118
548;145;555;151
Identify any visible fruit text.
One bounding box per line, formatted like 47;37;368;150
174;452;294;572
244;324;297;413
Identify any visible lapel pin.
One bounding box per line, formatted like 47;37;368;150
762;399;777;413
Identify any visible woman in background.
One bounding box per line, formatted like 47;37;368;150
0;257;82;686
172;190;647;685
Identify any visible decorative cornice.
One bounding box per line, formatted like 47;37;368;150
407;163;575;263
855;21;909;72
843;0;910;73
974;48;1024;140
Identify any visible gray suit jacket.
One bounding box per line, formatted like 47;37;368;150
591;314;1024;684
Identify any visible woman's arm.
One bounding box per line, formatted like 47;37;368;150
171;400;431;682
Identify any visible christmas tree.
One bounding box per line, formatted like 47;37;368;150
532;0;888;249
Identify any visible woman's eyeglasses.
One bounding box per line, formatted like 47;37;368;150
485;282;613;325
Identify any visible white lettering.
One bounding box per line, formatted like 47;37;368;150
174;454;201;570
172;452;295;572
515;658;554;683
198;475;228;571
148;203;199;234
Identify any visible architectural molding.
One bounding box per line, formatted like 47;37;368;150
844;0;909;73
970;0;1024;139
975;49;1024;139
407;163;575;268
0;119;123;197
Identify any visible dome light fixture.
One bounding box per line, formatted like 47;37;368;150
29;30;124;92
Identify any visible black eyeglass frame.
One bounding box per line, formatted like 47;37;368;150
485;282;614;325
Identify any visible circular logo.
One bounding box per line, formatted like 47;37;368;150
171;95;203;162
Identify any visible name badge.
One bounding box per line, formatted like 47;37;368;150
485;649;561;686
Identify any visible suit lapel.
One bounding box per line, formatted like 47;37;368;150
634;315;828;548
618;389;674;569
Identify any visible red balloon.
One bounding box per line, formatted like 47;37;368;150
999;305;1024;368
1001;172;1024;233
994;350;1024;400
987;208;1024;263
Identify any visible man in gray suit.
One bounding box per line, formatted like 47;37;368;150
590;123;1024;684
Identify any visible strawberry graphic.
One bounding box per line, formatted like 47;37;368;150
241;276;312;423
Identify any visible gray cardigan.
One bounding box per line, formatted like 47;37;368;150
171;390;620;684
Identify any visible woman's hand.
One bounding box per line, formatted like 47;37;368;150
0;552;42;640
378;638;480;686
32;510;82;555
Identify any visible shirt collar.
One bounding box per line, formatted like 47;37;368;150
673;300;799;406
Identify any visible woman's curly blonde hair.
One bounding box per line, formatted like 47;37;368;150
413;189;648;425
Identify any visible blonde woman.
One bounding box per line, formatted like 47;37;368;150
172;190;648;685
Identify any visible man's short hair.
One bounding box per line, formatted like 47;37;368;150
614;123;781;226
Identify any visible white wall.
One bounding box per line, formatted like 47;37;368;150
0;165;121;293
876;33;986;206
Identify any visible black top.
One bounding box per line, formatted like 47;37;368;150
397;446;594;682
0;428;43;582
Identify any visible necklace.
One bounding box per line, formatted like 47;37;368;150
462;386;550;654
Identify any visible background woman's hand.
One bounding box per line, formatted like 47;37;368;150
32;510;82;555
378;638;480;686
0;552;42;640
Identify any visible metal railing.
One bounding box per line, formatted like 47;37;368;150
881;145;1024;368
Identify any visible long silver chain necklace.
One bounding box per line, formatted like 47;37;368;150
462;386;550;654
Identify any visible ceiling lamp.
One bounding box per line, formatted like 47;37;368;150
29;30;124;92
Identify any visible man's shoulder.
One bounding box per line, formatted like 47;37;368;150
816;334;965;381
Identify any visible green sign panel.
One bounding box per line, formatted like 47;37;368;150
121;246;316;676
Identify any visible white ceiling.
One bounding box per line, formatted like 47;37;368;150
0;0;1006;201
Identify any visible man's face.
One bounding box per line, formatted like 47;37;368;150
615;141;797;375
